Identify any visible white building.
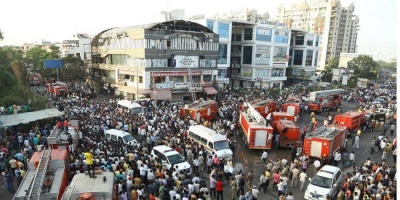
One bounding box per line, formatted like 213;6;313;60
213;8;269;23
53;40;78;58
338;52;359;68
274;0;359;71
66;34;92;61
161;9;185;21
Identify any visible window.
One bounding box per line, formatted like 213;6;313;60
124;74;130;79
244;28;253;40
273;47;287;63
242;46;253;64
200;137;208;145
235;34;242;41
274;31;289;43
306;35;314;46
139;76;143;83
314;51;318;66
208;142;214;149
295;35;305;45
306;50;313;66
218;44;228;64
293;50;304;65
334;171;341;182
105;54;127;65
206;20;214;31
154;76;165;83
218;23;230;38
256;28;272;42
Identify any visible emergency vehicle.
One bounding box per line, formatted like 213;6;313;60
239;102;274;149
61;172;116;200
270;112;301;147
14;148;69;200
334;111;366;134
46;81;69;96
47;120;79;152
282;98;302;116
180;100;218;122
308;89;344;112
302;125;348;159
250;100;277;118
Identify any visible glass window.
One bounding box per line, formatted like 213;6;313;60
214;141;229;151
244;28;253;40
314;51;319;67
218;23;229;39
315;36;319;46
288;49;293;65
203;75;212;81
255;69;269;78
255;46;271;65
242;46;253;64
167;154;186;166
293;50;304;65
295;35;305;45
256;28;271;42
311;175;333;189
307;35;314;46
139;76;143;83
206;20;214;31
306;50;313;66
273;47;287;63
271;69;284;77
235;33;242;41
274;31;289;43
218;44;228;64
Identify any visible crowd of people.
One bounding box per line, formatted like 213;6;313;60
0;79;396;200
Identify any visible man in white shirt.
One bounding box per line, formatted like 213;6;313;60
334;152;341;167
353;135;360;149
251;186;260;200
313;159;321;175
299;170;307;191
349;151;355;166
261;150;268;164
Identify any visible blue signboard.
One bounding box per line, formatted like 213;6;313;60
44;60;63;69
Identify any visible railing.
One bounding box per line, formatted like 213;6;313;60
28;148;52;200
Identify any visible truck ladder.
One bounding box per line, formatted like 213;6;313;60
61;185;76;200
28;148;52;200
187;68;196;101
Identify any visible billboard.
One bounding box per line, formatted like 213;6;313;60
200;59;216;67
255;46;271;65
43;60;63;69
242;68;253;77
273;47;288;64
217;69;229;84
173;56;199;68
271;68;284;77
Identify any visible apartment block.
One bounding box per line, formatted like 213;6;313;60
213;8;269;23
90;20;220;102
275;0;359;71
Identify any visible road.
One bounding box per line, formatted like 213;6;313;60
1;101;396;200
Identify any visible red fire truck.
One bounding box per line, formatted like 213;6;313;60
302;125;348;159
253;100;277;118
334;111;366;135
308;89;344;112
239;102;274;149
46;81;69;96
283;98;302;116
47;120;79;152
273;119;301;147
180;100;218;122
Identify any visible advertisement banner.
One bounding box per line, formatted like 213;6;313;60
200;59;216;67
217;69;229;84
151;59;168;67
188;87;203;92
273;47;288;64
44;60;63;69
151;71;202;77
271;68;284;77
242;68;253;77
173;56;199;68
255;46;271;65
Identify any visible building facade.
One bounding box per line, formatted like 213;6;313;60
213;8;269;23
229;21;291;89
90;20;220;102
286;30;321;85
274;0;359;71
66;34;92;62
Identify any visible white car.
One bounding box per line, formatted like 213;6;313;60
151;145;192;175
304;165;343;200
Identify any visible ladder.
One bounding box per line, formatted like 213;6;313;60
60;185;76;200
187;68;196;101
28;148;52;200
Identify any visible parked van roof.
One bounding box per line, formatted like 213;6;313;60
188;125;227;141
105;129;130;136
117;100;142;108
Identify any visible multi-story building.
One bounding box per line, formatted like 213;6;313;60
275;0;359;71
286;29;321;85
213;8;269;23
228;21;291;89
161;9;185;21
53;40;79;57
90;20;220;102
338;52;359;68
66;33;92;62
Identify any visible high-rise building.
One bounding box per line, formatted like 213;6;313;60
275;0;359;71
213;8;269;23
161;9;185;21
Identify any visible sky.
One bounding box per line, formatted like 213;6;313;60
0;0;397;62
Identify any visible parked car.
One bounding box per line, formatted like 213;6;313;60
304;165;343;200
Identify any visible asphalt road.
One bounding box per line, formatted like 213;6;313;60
1;101;396;200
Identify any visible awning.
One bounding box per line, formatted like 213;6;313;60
141;89;152;95
203;87;218;95
150;89;172;100
0;108;63;127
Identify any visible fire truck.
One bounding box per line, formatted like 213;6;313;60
180;100;218;122
245;99;277;118
334;111;366;135
302;125;348;159
270;112;301;147
283;98;302;116
239;102;274;149
46;81;69;96
47;120;79;152
308;89;344;112
14;148;69;200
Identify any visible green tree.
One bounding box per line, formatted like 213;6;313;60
347;55;378;80
25;46;47;68
321;58;338;82
60;55;85;83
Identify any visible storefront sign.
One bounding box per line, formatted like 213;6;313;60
188;87;202;92
202;70;214;75
151;71;202;77
174;55;199;68
174;82;191;89
242;68;253;77
217;78;229;84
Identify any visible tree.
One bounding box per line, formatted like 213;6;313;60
321;58;338;82
60;55;86;83
25;46;48;68
0;29;3;41
10;60;27;85
347;55;378;80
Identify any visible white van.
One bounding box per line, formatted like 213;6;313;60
104;129;138;147
304;165;343;200
188;125;232;160
117;100;143;114
151;145;192;175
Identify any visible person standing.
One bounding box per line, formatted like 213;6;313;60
258;173;267;194
230;177;237;200
3;171;14;193
84;148;96;178
210;175;217;198
393;148;397;163
251;186;260;200
313;159;321;175
390;123;395;136
349;151;355;166
342;150;349;167
276;179;284;198
261;150;268;164
216;178;224;200
299;169;307;191
353;135;360;149
245;170;254;186
290;166;300;188
333;151;341;166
